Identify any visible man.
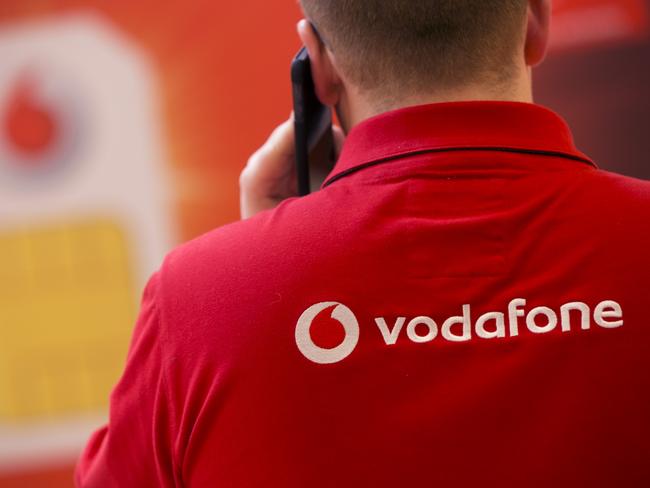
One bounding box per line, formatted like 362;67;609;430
76;0;650;486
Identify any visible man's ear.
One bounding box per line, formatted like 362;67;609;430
297;19;342;107
524;0;551;67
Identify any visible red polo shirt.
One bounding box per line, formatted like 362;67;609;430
76;101;650;487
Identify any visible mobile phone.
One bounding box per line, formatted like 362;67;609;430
291;47;335;196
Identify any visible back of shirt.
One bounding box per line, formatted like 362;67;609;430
76;102;650;487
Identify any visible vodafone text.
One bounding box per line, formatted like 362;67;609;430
295;299;623;364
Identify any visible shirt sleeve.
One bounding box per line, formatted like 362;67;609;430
74;271;177;487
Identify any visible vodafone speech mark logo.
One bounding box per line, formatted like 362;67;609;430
294;299;624;364
0;71;85;184
295;302;360;364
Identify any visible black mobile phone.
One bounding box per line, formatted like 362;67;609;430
291;47;335;196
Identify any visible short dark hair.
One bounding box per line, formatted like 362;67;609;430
300;0;528;99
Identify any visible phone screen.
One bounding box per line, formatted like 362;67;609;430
291;47;335;196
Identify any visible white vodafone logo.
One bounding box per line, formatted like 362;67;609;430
295;298;624;365
295;302;360;364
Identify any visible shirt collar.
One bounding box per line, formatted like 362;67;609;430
322;101;596;189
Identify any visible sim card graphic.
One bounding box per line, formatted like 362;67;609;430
0;13;174;469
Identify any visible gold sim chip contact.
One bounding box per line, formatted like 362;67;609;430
0;219;137;422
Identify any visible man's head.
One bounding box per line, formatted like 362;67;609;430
298;0;551;129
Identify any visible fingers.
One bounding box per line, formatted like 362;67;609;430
240;117;346;220
240;116;298;219
246;116;296;182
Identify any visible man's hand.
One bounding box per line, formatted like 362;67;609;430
239;115;344;219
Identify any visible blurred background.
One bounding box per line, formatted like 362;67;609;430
0;0;647;486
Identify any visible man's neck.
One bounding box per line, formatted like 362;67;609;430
337;67;534;134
